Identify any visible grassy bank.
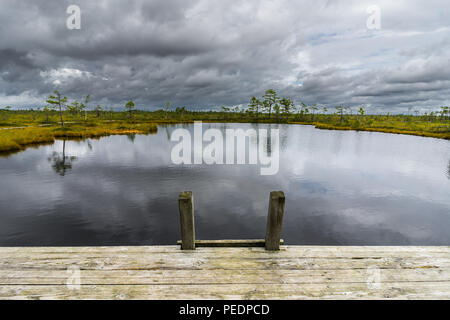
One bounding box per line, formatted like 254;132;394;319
311;123;450;139
0;121;158;154
291;117;450;140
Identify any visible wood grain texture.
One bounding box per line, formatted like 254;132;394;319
179;191;195;250
0;246;449;300
265;191;285;251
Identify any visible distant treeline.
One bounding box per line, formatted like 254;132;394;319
0;89;449;133
2;89;449;123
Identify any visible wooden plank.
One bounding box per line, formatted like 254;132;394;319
176;239;285;247
0;246;449;299
0;255;449;271
1;282;450;300
265;191;285;251
179;191;195;250
1;268;449;285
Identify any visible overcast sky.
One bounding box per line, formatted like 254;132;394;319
0;0;449;113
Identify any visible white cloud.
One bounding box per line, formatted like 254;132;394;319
40;68;93;86
0;90;43;106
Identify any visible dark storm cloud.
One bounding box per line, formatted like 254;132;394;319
0;0;449;112
0;49;34;69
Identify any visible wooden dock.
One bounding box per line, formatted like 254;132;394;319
1;192;449;299
1;245;449;299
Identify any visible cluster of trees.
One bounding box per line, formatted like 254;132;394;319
217;89;356;123
46;90;135;127
243;89;295;119
234;90;450;123
399;106;450;123
425;106;450;120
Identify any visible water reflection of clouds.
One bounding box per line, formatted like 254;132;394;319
299;181;328;194
1;124;450;246
279;126;450;205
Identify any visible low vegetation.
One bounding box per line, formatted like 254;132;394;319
1;89;449;154
0;121;157;154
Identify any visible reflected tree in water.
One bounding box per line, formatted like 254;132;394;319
447;159;450;179
48;140;77;176
165;126;171;141
127;133;136;143
87;140;93;151
266;129;272;156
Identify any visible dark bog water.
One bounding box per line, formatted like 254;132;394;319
1;123;449;246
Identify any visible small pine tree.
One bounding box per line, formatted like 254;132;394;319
46;90;67;127
262;89;279;118
125;100;135;118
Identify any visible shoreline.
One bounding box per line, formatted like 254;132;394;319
293;122;450;140
1;120;449;156
0;122;158;155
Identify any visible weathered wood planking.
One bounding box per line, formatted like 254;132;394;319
0;246;449;299
178;192;195;250
265;191;285;251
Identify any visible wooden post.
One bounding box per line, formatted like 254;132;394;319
265;191;285;251
179;191;195;250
